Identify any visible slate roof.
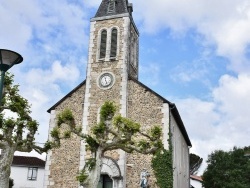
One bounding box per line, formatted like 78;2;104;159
11;156;45;167
95;0;129;18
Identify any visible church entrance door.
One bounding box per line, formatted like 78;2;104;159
97;174;113;188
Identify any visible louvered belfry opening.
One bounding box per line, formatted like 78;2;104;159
110;29;118;58
100;30;107;59
108;0;116;14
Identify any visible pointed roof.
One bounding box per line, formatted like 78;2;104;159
95;0;130;18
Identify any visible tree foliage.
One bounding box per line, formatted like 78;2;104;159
152;149;173;188
202;146;250;188
0;73;51;188
53;101;163;187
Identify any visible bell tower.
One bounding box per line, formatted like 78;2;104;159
80;0;139;187
81;0;139;138
44;1;192;188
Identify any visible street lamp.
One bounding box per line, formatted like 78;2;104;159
0;49;23;104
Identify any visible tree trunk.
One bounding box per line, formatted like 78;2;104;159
85;147;103;188
0;146;15;188
0;170;9;188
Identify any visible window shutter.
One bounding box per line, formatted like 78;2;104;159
108;0;116;14
110;29;118;58
28;167;38;180
28;168;32;179
100;30;107;59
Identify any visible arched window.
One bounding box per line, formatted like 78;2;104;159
100;30;107;59
98;174;113;188
110;29;118;58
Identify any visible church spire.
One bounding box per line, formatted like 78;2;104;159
95;0;132;18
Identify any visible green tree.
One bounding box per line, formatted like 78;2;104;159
202;147;250;188
54;101;163;188
0;73;49;188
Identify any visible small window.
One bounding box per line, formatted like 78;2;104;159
110;29;118;58
98;174;113;188
100;30;107;59
27;167;38;180
108;0;116;14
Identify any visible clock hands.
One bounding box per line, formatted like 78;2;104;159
104;76;108;85
99;73;114;88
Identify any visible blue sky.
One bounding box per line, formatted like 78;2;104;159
1;0;250;173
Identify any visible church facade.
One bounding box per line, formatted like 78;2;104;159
43;0;191;188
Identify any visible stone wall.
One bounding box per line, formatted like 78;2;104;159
83;17;130;188
126;80;165;188
86;18;126;128
128;23;139;79
92;18;125;63
46;84;86;188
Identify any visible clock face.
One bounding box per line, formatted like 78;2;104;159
101;75;112;86
98;73;114;89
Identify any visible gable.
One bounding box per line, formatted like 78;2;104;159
128;77;191;146
47;80;86;113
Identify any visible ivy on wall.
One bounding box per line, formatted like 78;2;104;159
151;135;173;188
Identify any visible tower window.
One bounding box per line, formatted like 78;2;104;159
110;29;118;58
108;0;116;14
100;30;107;59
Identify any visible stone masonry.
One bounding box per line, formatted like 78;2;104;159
44;1;191;188
44;84;85;188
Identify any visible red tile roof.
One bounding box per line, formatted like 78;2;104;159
190;175;203;182
11;156;45;167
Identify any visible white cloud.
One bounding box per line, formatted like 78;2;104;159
0;0;89;144
23;61;80;85
11;60;81;144
170;49;213;84
0;0;89;67
175;73;250;172
84;0;101;8
132;0;250;73
140;62;160;86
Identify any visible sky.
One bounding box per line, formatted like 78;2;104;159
1;0;250;173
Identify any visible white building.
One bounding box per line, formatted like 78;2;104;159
10;156;45;188
190;175;203;188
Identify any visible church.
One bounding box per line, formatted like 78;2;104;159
43;0;191;187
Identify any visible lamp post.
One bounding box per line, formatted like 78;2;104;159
0;49;23;105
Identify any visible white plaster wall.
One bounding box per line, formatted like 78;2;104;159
162;103;170;150
11;166;44;188
171;113;190;188
191;179;202;188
